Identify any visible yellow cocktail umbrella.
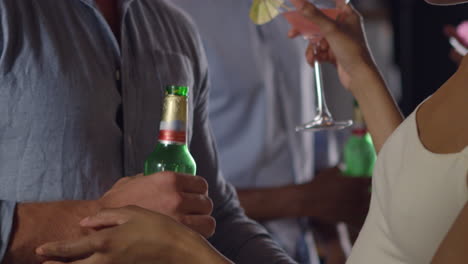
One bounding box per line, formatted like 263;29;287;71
249;0;285;25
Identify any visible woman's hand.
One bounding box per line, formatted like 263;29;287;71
289;1;377;90
36;206;232;264
289;0;403;152
444;24;468;65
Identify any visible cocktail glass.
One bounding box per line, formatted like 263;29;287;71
251;0;353;132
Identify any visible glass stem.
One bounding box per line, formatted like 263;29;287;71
312;43;331;117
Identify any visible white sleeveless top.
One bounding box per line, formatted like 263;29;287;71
347;105;468;264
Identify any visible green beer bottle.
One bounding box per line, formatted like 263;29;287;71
343;101;376;177
144;86;196;175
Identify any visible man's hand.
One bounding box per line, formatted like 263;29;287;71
98;172;215;238
311;221;348;264
36;206;232;264
299;168;371;228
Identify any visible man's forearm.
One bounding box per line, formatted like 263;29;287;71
3;200;101;264
236;185;307;221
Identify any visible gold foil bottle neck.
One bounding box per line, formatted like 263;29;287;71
162;95;187;122
354;106;364;125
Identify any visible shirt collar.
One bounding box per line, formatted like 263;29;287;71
78;0;136;9
78;0;137;16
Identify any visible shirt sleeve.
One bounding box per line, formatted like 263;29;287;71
188;47;296;263
0;200;16;262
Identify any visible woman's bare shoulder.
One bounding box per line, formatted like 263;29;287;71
416;64;468;154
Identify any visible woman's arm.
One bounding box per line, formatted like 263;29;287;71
432;199;468;264
36;206;233;264
348;66;403;152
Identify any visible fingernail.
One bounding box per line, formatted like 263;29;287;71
80;216;90;226
35;247;44;255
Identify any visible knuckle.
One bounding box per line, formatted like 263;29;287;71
324;22;338;33
92;236;111;251
180;215;191;225
302;7;316;18
115;177;131;185
115;177;126;184
205;217;216;237
303;3;327;22
169;193;184;210
174;214;184;223
55;244;70;255
208;216;216;229
205;196;214;213
174;192;184;205
197;177;209;192
163;172;179;186
150;171;172;182
302;2;316;14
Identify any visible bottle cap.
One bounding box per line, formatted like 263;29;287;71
166;85;189;97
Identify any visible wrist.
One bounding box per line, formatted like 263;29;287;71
296;182;320;217
4;200;104;263
175;231;232;264
348;62;385;95
238;185;311;220
269;184;314;218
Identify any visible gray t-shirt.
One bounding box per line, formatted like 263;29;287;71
0;0;295;263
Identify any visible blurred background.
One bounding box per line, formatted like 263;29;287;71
355;0;468;116
322;0;468;161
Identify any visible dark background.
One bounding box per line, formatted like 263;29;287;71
389;0;468;116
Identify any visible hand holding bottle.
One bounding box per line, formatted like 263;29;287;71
105;85;214;238
299;168;371;228
98;172;215;238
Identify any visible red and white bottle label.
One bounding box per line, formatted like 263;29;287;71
158;120;186;144
158;130;186;144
